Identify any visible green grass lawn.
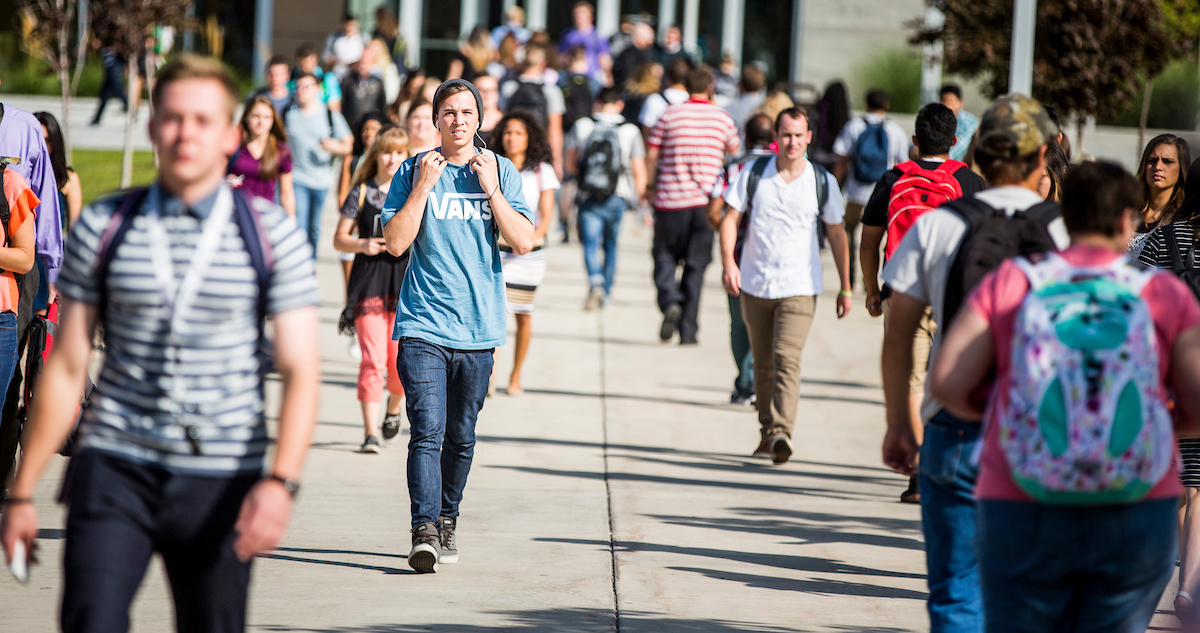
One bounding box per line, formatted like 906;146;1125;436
73;149;158;206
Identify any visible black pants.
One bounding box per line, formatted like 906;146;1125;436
91;61;128;124
61;450;257;633
652;206;713;340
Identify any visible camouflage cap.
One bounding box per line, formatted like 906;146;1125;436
976;94;1059;159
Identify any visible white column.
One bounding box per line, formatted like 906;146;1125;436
527;0;548;31
597;0;620;38
253;0;274;86
657;0;675;42
789;0;805;92
502;0;516;13
401;0;424;68
1008;0;1036;95
682;0;700;55
919;7;944;106
720;0;744;66
460;0;480;37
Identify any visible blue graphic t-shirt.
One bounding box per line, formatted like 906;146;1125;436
380;149;534;349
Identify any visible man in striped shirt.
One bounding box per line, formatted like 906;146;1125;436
1;56;322;632
646;66;740;344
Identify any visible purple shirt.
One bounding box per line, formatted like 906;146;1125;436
0;104;63;282
557;27;610;82
228;143;293;205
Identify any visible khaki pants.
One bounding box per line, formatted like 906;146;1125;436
882;298;937;395
740;293;817;439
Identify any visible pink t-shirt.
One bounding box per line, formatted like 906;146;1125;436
970;245;1200;501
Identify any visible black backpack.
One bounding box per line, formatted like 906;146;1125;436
577;120;623;202
1164;225;1200;300
508;80;550;128
941;196;1060;325
562;74;594;134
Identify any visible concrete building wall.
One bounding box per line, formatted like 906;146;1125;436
797;0;926;105
272;0;345;65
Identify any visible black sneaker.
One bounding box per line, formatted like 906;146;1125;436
438;516;458;564
359;435;382;454
381;414;403;440
409;523;440;573
900;476;920;504
730;391;753;406
660;304;682;341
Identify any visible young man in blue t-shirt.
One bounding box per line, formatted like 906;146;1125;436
381;79;535;573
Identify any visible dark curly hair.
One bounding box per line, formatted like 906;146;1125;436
488;110;553;173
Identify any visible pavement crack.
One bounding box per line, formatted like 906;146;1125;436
597;311;621;633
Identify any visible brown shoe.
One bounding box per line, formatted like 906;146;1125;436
769;434;793;465
900;476;920;504
751;438;772;459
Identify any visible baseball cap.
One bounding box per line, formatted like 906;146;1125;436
976;94;1059;159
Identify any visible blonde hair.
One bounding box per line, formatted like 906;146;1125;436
350;126;411;191
754;90;795;125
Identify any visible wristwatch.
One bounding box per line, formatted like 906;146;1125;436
266;473;300;499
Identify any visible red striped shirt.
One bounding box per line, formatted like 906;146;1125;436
648;101;740;210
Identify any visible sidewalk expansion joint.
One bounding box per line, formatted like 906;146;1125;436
597;311;621;633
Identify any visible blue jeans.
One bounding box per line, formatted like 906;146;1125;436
397;338;493;526
292;182;328;257
978;498;1176;633
578;195;625;295
728;293;754;397
920;409;983;633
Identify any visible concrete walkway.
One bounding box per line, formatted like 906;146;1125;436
0;202;1184;631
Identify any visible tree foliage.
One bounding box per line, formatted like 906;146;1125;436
90;0;191;61
914;0;1197;122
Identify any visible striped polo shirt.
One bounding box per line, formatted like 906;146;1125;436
647;99;740;211
56;183;319;476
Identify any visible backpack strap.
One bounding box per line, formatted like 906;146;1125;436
225;146;242;175
231;191;275;344
357;183;366;209
812;163;830;212
743;156;771;217
95;188;150;323
1166;226;1187;272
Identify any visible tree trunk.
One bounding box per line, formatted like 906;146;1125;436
120;60;136;189
70;0;89;98
59;0;73;165
1076;117;1086;157
1137;78;1154;154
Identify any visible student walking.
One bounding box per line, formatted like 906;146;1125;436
286;73;354;255
490;111;558;396
381;79;534;573
567;87;647;310
859;103;985;501
719;107;852;464
880;95;1067;633
335;126;410;454
931;160;1200;633
229;94;296;216
708;113;775;406
646;67;740;344
0;55;321;633
1129;134;1190;258
833;89;910;289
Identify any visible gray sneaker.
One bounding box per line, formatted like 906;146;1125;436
409;523;440;573
359;435;382;454
438;516;458;564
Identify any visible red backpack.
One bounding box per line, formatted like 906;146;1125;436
884;160;967;259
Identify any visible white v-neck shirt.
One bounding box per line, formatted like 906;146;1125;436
724;156;845;299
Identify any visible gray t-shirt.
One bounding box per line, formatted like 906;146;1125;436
285;105;352;189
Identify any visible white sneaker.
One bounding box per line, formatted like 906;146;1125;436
348;334;362;360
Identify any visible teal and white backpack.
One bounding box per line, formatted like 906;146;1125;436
1000;253;1174;504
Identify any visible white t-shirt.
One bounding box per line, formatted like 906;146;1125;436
518;162;561;225
881;185;1069;421
568;112;645;204
638;87;690;129
724;157;845;299
832;113;911;205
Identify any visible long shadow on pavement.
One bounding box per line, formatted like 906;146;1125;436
668;567;927;599
650;508;924;552
256;607;803;632
537;537;923;580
